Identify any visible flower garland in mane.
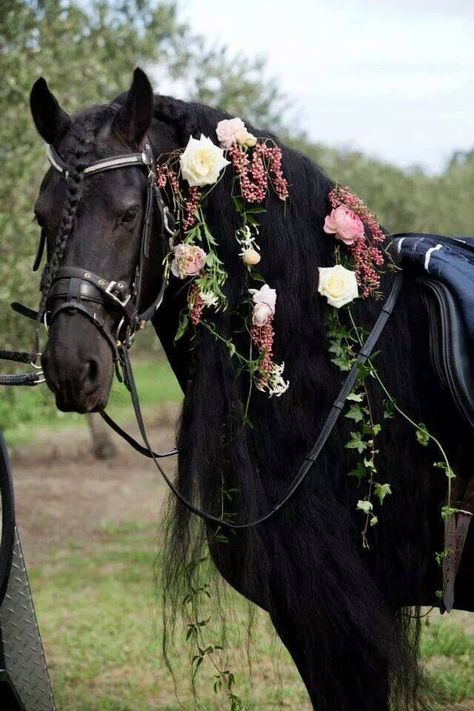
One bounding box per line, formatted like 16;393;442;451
156;117;290;402
156;119;456;599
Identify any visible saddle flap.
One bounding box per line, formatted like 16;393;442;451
418;277;474;430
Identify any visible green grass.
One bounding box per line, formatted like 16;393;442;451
31;521;310;710
29;521;474;711
3;359;182;445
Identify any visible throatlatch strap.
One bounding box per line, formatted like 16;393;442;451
106;274;403;529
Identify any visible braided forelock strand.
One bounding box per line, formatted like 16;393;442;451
35;115;97;340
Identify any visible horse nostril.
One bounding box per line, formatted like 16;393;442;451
84;358;100;388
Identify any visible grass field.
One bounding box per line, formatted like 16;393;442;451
5;358;473;709
29;520;474;711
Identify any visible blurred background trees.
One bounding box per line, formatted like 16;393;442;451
0;0;473;431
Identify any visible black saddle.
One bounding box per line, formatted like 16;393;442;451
391;233;474;431
418;277;474;430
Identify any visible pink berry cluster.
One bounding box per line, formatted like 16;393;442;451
182;186;201;231
229;142;288;204
155;162;179;194
329;187;385;297
251;321;275;386
188;284;205;325
262;144;289;201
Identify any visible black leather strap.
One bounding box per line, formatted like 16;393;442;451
33;228;47;272
99;409;177;459
11;302;38;321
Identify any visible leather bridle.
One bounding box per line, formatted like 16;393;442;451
0;124;404;529
42;141;175;360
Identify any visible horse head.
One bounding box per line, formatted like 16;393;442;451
30;68;171;413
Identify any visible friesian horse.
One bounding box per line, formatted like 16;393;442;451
29;68;473;710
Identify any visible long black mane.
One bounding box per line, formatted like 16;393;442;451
144;95;471;708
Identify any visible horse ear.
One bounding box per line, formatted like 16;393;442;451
30;78;71;145
113;67;154;147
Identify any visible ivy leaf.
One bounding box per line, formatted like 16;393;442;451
441;505;460;521
174;312;189;342
356;499;373;514
331;355;352;372
434;461;456;479
363;457;376;472
373;482;392;504
348;462;367;481
345;405;364;423
346;392;363;402
345;432;367;453
416;423;430;447
382;398;396;420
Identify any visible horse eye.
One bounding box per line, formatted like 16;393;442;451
120;207;139;224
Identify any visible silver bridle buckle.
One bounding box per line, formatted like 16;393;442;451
105;281;131;308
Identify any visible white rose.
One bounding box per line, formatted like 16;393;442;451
180;135;230;187
318;265;359;308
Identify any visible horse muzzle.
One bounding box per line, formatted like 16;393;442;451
41;310;114;413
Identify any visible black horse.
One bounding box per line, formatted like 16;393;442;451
29;68;473;710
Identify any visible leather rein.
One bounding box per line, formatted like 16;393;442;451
0;136;404;529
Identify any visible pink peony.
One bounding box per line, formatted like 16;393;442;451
171;244;206;279
323;205;365;246
249;284;277;326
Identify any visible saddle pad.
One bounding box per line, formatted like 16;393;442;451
391;233;474;338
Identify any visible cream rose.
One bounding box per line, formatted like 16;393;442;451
180;135;229;187
318;265;359;308
171;244;207;279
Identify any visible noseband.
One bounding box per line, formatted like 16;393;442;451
43;140;175;360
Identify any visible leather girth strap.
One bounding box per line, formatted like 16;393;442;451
442;475;474;612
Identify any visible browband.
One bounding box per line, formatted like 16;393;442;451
46;144;151;177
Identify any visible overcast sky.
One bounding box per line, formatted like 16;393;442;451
173;0;473;173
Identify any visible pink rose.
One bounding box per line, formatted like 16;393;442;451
216;117;256;149
216;118;246;149
249;284;277;326
323;205;365;246
171;244;206;279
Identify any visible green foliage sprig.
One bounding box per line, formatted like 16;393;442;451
327;304;459;564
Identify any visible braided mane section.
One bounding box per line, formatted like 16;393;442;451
36;116;97;326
